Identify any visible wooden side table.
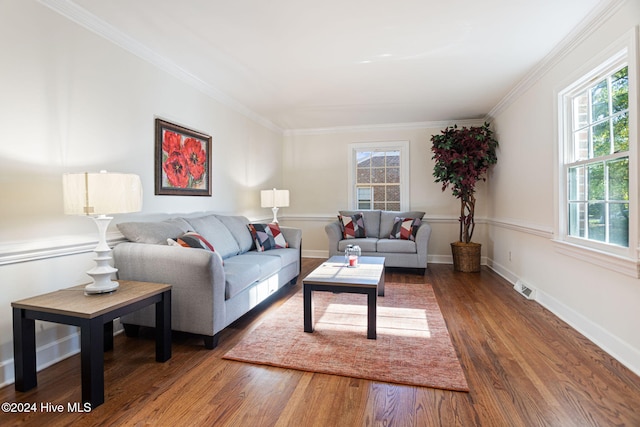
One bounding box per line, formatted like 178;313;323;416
12;280;171;409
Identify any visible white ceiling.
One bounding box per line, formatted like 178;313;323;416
53;0;608;131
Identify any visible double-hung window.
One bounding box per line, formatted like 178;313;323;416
557;31;638;275
567;64;629;246
348;141;409;211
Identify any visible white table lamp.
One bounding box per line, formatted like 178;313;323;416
261;188;289;223
63;171;143;294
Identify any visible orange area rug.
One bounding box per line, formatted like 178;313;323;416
223;281;469;392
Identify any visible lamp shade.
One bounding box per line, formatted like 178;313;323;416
63;171;143;216
260;188;289;208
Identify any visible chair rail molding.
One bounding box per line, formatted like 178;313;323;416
0;233;126;266
487;217;554;239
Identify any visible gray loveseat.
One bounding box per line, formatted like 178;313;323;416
113;213;301;349
326;210;431;273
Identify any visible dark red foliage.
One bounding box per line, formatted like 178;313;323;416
431;122;498;242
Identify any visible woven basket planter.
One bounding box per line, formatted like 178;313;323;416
450;241;481;272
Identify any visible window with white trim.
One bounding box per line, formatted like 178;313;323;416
567;64;629;246
557;34;637;268
348;141;409;211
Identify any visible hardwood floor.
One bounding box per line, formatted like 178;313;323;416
2;259;639;426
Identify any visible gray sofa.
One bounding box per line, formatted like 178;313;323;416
326;210;431;273
113;213;301;349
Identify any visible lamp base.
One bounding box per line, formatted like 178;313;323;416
84;281;119;295
85;215;119;295
85;259;119;294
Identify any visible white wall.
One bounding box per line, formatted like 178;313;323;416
487;0;640;374
282;122;489;260
0;1;283;386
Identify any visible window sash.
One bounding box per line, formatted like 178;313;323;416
557;39;636;260
564;63;629;248
348;141;409;211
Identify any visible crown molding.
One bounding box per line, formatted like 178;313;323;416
487;0;626;121
283;118;487;136
36;0;624;138
37;0;283;135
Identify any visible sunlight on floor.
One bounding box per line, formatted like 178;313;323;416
318;303;431;338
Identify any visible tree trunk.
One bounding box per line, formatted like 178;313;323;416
459;195;476;243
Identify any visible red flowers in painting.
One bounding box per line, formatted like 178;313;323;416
161;130;207;188
163;151;190;188
162;131;182;155
182;138;206;181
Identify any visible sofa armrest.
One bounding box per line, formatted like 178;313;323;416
279;226;302;250
415;221;432;266
113;242;226;336
325;221;343;257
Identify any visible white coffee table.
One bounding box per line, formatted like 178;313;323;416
302;256;385;339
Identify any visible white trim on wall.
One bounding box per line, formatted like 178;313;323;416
488;254;640;377
0;330;81;389
284;119;486;136
0;233;126;266
487;0;625;121
0;215;558;266
487;217;554;239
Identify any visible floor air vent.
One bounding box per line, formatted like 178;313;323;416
514;280;536;300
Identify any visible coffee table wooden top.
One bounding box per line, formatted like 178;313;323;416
11;280;171;319
303;256;385;288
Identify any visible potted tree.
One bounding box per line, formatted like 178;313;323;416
431;122;498;272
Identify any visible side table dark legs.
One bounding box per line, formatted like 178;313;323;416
156;292;172;362
12;309;36;392
80;318;104;406
13;287;171;409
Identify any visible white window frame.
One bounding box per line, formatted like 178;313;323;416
348;141;410;211
554;28;639;277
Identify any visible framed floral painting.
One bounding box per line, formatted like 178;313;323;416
155;119;212;196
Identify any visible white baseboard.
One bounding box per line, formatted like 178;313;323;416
0;321;124;389
301;252;468;266
301;249;328;258
536;289;640;377
0;331;80;389
487;257;640;377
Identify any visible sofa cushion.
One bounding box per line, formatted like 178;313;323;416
389;217;422;241
253;247;299;267
223;262;262;300
380;211;425;239
226;253;282;278
377;238;417;254
337;238;377;253
117;217;192;244
338;213;366;239
339;210;380;238
223;253;282;299
248;223;288;251
215;215;253;253
185;214;240;259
